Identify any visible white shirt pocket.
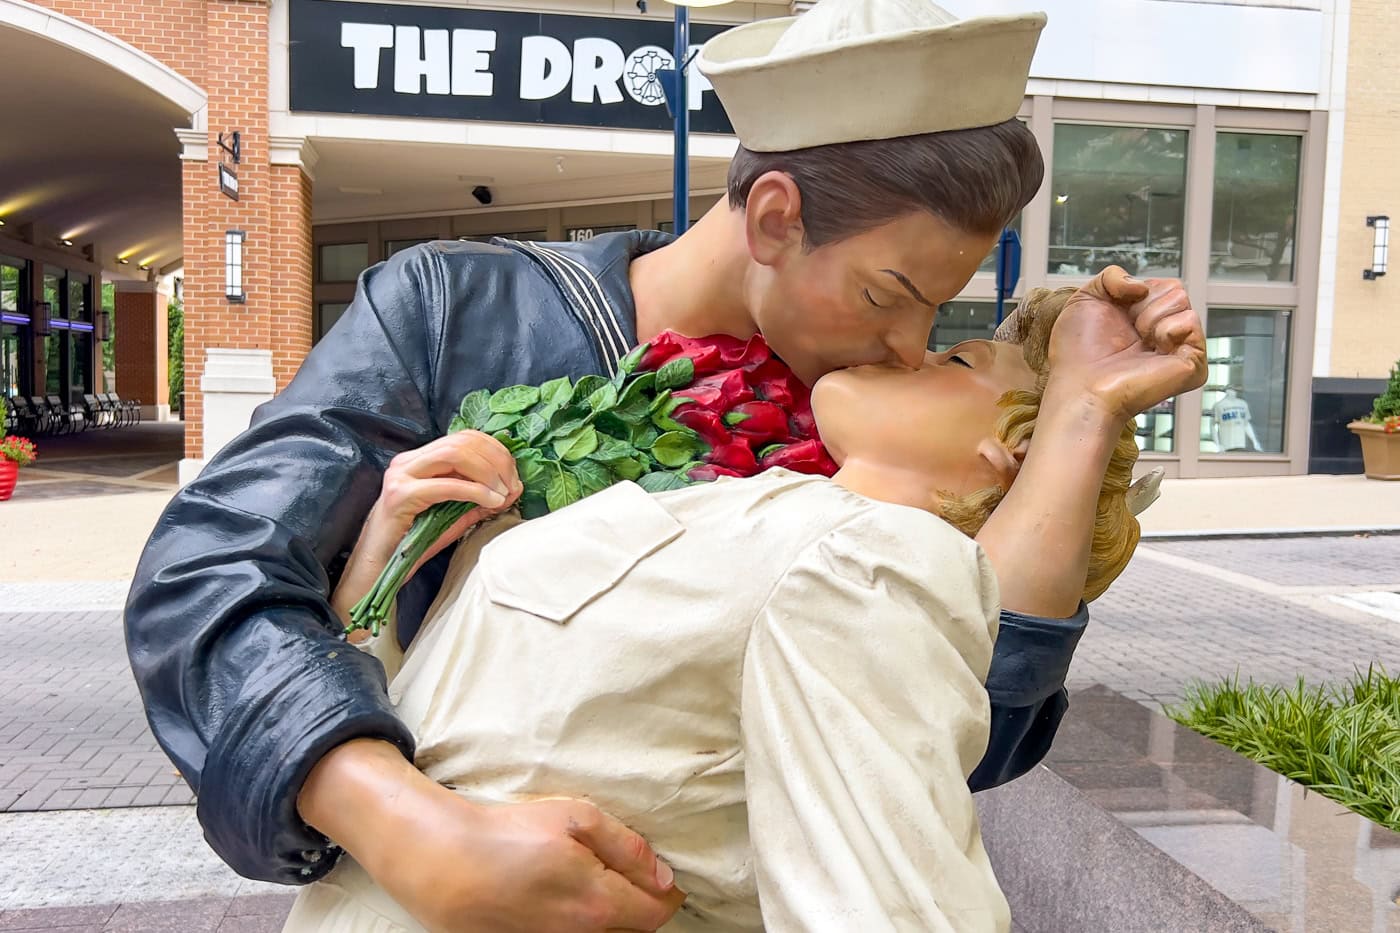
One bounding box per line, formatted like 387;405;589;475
478;481;684;624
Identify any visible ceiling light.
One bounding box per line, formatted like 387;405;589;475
139;263;151;271
116;258;130;265
60;238;74;247
0;219;6;227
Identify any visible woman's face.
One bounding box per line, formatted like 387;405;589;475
811;340;1039;497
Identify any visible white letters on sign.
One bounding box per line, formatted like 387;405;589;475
340;22;712;110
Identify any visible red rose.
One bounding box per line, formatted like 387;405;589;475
674;369;755;413
759;439;839;476
638;332;684;372
705;441;760;476
787;405;817;440
723;401;791;444
673;405;731;448
749;357;809;409
718;334;772;371
687;463;745;482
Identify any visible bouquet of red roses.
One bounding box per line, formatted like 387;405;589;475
346;331;837;636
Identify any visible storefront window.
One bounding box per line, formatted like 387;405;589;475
44;266;62;316
1048;124;1188;278
928;301;998;352
68;274;91;322
1201;308;1291;454
44;333;61;396
317;302;350;343
2;325;20;399
318;243;369;283
385;238;433;258
1136;400;1176;454
70;332;91;403
1;256;22;313
1211;133;1302;282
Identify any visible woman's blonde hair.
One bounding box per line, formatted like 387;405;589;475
937;286;1141;603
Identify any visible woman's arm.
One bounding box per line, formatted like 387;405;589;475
740;510;1009;933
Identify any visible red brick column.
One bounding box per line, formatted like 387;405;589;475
112;282;170;411
269;165;314;391
178;0;316;462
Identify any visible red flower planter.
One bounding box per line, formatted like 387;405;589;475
0;459;17;501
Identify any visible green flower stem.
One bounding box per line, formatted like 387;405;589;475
347;500;477;636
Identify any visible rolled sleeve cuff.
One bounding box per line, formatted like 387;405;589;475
984;604;1089;708
194;626;417;884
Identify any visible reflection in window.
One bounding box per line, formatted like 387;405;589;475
69;275;90;322
1211;133;1301;282
928;301;998;352
1;257;23;312
1049;125;1188;278
1201;308;1291;454
1135;399;1177;454
2;325;21;398
70;332;92;403
318;243;369;283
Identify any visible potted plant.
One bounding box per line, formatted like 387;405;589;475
1349;361;1400;480
0;433;37;501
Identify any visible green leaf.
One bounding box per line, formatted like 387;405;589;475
758;443;786;459
546;471;582;512
459;389;492;431
515;412;550;445
620;371;656;403
631;422;659;449
724;410;751;426
483;410;523;434
569;459;613;496
515;449;550;488
492;430;526;453
587;382;619;413
651;411;683;433
612;456;646;482
655;357;695;392
589;432;636;463
572;375;609;406
490;385;540;414
593;412;633;440
618;343;647;376
649;389;672;414
652;431;703;468
519;494;550;520
548;407;592;440
448;414;469;433
638;471;689;494
540;376;573;409
554;426;600;462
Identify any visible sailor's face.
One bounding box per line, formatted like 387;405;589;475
750;211;997;385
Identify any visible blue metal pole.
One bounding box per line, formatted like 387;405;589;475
672;5;690;233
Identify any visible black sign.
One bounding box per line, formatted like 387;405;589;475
218;163;239;201
289;0;735;135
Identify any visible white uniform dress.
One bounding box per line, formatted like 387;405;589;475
282;470;1009;933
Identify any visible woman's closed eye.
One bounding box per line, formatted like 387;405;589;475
949;354;972;368
862;289;888;309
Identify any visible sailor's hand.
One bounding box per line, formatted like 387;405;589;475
1047;265;1207;423
299;739;685;933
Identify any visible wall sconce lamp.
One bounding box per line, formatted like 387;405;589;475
1365;215;1389;280
225;230;246;302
